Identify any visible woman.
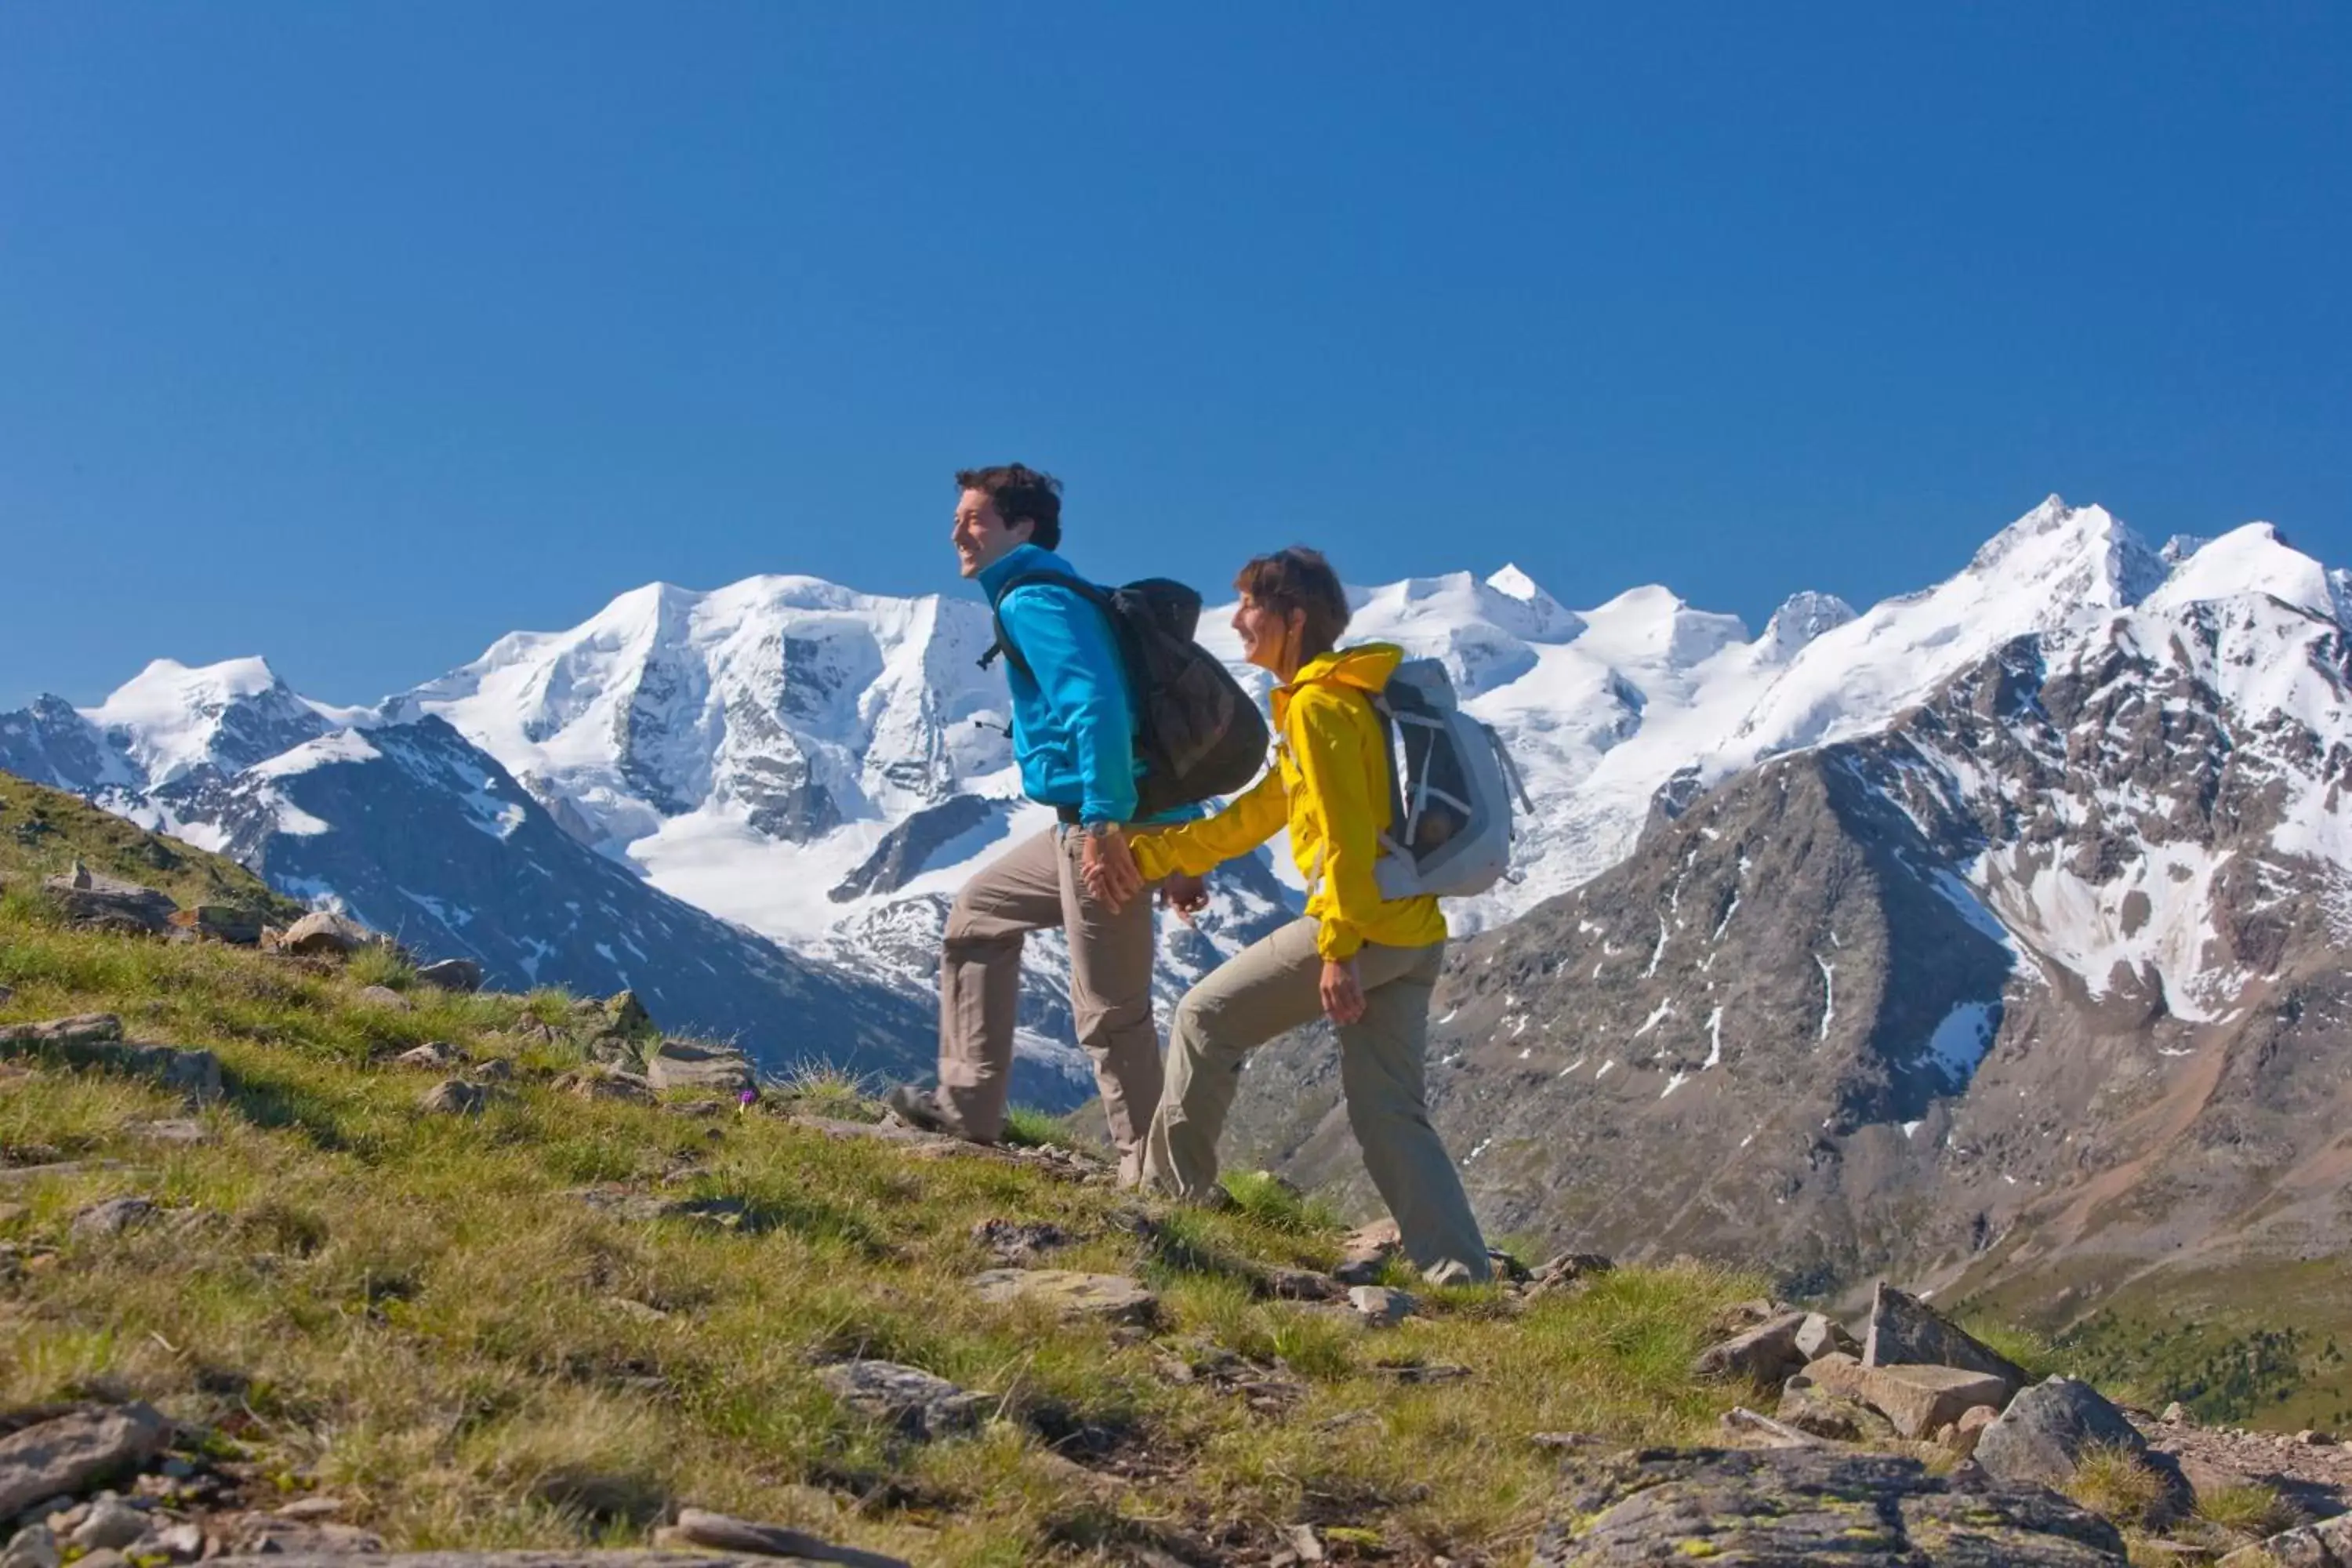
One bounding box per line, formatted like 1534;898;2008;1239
1094;547;1490;1284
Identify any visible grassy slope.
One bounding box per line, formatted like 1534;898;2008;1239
0;879;1766;1566
0;774;304;922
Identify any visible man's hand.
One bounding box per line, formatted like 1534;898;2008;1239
1159;871;1210;926
1320;956;1367;1026
1080;824;1145;912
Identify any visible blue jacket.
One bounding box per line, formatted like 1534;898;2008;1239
978;543;1140;826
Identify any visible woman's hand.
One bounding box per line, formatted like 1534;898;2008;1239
1320;956;1366;1025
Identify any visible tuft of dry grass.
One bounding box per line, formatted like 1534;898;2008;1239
2194;1480;2299;1539
2063;1441;2169;1530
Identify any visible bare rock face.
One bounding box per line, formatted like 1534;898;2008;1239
1530;1446;2128;1566
0;1403;172;1519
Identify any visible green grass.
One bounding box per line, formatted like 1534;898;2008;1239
2062;1442;2169;1531
0;876;1775;1566
2194;1481;2299;1540
997;1105;1066;1149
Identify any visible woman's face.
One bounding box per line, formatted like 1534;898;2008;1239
1232;592;1303;676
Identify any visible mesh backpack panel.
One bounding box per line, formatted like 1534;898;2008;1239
1370;659;1532;900
982;571;1270;818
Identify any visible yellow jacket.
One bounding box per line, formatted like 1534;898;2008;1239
1129;643;1446;960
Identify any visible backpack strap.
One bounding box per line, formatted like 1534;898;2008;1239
976;569;1112;678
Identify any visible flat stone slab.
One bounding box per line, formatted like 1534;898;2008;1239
1531;1446;2129;1566
2219;1512;2352;1566
813;1361;990;1442
644;1043;754;1097
968;1268;1157;1324
0;1402;172;1519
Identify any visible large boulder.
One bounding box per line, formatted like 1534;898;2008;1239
1975;1377;2191;1517
1863;1283;2028;1396
42;868;177;935
1529;1446;2128;1565
0;1403;172;1518
274;911;397;959
168;905;267;945
0;1016;220;1102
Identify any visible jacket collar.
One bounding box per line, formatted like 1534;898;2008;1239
1273;642;1404;724
975;542;1069;601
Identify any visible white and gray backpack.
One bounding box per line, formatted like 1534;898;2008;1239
1369;659;1532;900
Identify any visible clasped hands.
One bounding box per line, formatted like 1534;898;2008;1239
1077;825;1206;922
1079;825;1363;1025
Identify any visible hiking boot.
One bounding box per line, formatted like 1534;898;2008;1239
882;1083;985;1142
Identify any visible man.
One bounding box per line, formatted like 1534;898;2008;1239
886;463;1203;1185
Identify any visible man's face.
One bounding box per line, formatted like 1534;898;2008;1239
951;488;1033;579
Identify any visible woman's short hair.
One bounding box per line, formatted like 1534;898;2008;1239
1235;546;1351;662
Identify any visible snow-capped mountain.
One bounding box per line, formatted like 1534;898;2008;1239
1219;503;2352;1326
6;495;2348;1211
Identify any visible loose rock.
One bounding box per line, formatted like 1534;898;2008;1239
1692;1310;1809;1385
70;1197;158;1240
1346;1286;1418;1327
0;1403;172;1519
1946;1403;2000;1460
0;1525;61;1568
1794;1312;1860;1363
67;1500;146;1552
42;869;177;935
413;959;484;993
1840;1363;2012;1440
394;1042;468;1070
968;1269;1158;1325
969;1218;1069;1266
356;986;412;1012
1334;1218;1402;1285
418;1080;487;1116
815;1360;991;1442
643;1042;754;1098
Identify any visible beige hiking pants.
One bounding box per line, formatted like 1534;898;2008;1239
1142;917;1490;1282
938;826;1163;1184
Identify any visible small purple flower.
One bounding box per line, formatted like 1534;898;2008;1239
738;1087;758;1112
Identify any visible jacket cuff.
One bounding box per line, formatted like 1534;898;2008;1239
1316;922;1363;961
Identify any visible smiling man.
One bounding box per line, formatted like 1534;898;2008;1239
885;463;1199;1185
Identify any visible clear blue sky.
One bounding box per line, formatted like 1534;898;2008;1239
5;4;2347;710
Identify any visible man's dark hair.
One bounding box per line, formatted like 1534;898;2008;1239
1235;546;1352;663
955;463;1063;552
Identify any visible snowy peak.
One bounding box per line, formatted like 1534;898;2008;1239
1576;585;1748;670
1962;495;2166;613
2144;522;2342;623
82;655;332;788
1755;591;1859;662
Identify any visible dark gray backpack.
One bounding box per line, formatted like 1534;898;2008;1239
981;572;1272;818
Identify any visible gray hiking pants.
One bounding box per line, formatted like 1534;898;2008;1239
938;825;1163;1185
1142;917;1490;1282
